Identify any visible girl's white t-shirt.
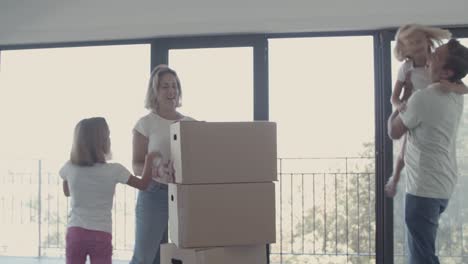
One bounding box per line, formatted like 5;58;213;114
397;60;432;91
59;161;131;234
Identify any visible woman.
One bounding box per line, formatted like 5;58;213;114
130;65;194;264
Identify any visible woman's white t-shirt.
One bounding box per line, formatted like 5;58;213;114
134;112;194;165
59;161;131;234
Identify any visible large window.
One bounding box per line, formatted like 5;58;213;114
169;47;254;121
2;29;467;264
269;36;376;264
0;44;150;258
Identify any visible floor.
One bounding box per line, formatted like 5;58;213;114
0;256;129;264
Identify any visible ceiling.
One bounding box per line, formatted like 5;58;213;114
0;0;467;46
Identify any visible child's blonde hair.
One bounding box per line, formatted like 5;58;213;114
394;24;452;61
70;117;111;166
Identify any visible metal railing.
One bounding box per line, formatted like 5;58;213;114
270;157;376;264
0;159;137;259
1;157;468;263
0;157;376;262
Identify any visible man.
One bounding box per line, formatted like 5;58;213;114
388;39;468;264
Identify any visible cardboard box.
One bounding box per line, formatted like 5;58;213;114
169;182;276;248
170;121;277;184
160;243;267;264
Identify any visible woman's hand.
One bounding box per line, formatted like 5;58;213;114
145;151;162;163
152;160;175;184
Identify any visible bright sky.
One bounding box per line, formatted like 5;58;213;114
173;37;376;159
0;44;150;168
0;36;376;167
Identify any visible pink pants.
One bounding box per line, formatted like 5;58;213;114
66;227;112;264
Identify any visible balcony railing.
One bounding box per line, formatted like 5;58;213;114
270;157;375;264
1;157;467;263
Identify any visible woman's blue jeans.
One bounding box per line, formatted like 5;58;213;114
130;181;169;264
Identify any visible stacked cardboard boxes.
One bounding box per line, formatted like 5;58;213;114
161;121;277;264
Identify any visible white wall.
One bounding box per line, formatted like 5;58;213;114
0;0;467;45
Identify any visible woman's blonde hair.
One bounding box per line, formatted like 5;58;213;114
70;117;111;166
144;64;182;110
394;24;452;61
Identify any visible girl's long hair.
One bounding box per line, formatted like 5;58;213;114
70;117;111;166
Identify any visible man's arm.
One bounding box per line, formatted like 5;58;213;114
387;110;408;140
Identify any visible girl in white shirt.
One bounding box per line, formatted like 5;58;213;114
60;117;157;264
